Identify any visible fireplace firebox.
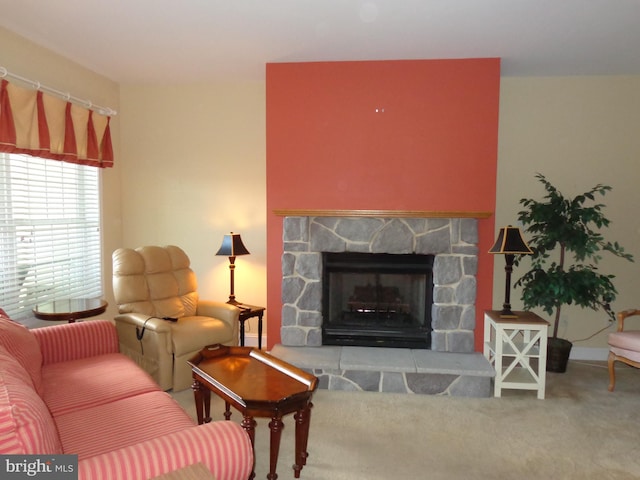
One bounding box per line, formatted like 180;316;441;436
322;252;434;349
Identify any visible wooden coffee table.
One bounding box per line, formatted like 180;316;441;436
189;345;318;480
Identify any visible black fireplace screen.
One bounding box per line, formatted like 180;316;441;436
322;252;433;349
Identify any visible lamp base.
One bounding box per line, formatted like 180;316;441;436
499;308;519;319
227;298;251;311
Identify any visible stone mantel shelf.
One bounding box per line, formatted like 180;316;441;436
273;209;493;219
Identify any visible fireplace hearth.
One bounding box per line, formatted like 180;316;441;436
322;252;433;349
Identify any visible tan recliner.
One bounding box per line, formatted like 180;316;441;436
112;245;239;391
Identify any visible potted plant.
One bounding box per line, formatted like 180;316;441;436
514;173;633;372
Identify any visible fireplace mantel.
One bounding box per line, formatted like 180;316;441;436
273;209;492;219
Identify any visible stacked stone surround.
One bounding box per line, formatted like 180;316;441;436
280;216;479;353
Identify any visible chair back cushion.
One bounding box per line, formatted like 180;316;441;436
0;312;43;394
609;330;640;362
609;330;640;349
112;245;199;318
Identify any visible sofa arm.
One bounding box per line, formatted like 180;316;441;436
32;320;120;365
197;300;240;332
78;421;253;480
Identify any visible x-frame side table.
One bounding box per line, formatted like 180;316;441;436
484;310;549;399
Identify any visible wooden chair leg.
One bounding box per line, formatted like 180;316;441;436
608;351;616;392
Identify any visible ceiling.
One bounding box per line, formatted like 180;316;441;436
1;0;639;84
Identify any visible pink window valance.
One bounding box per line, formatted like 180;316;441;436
0;79;113;168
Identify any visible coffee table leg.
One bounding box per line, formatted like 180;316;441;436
267;415;284;480
293;401;313;478
224;401;232;420
191;380;211;425
203;388;211;423
241;415;257;480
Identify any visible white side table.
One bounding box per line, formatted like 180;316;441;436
483;310;549;399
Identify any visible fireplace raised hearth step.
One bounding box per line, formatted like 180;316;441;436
270;345;495;398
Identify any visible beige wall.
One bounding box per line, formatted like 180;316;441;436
0;27;123;321
118;84;267;333
4;27;639;353
496;76;640;353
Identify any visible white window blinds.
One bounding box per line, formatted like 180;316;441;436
0;153;102;320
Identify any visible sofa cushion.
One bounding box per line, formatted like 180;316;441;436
0;349;63;454
0;314;43;394
41;353;162;416
0;345;34;388
55;390;194;460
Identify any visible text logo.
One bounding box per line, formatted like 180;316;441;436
1;455;78;479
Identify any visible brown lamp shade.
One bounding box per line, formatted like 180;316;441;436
216;232;250;257
216;232;250;305
488;226;533;255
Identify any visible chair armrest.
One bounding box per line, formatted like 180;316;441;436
113;313;173;333
77;421;253;480
617;309;640;332
32;320;120;365
197;300;240;329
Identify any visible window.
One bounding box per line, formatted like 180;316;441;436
0;153;102;320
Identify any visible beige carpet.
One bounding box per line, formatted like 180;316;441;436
172;361;640;480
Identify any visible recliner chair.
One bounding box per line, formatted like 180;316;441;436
112;245;239;391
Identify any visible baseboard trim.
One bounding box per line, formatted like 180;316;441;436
570;346;608;362
243;332;267;349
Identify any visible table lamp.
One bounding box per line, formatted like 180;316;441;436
489;225;533;318
216;232;250;305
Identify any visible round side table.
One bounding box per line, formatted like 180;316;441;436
33;297;108;323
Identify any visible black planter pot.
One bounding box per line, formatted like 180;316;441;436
547;337;573;373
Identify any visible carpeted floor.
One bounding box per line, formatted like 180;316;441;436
172;360;640;480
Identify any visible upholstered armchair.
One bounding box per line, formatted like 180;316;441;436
112;245;239;391
608;309;640;392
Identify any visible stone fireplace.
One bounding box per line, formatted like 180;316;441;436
280;215;479;353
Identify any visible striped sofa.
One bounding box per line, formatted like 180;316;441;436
0;312;253;480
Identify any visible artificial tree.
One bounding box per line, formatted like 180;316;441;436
514;173;633;371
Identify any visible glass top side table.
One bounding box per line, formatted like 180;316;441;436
33;297;108;323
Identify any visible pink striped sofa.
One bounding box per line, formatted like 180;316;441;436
0;311;253;480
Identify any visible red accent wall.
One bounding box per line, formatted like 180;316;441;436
266;59;501;351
